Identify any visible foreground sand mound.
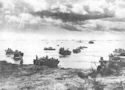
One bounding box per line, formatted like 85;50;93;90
1;61;125;90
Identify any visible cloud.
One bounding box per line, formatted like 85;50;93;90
34;10;114;23
60;23;82;31
0;2;3;8
0;0;125;32
23;0;49;11
83;19;125;32
110;28;125;32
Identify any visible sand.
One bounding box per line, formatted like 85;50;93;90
0;61;125;90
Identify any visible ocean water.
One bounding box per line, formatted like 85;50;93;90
0;38;124;69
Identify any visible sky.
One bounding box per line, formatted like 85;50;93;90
0;0;125;39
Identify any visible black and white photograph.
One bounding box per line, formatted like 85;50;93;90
0;0;125;90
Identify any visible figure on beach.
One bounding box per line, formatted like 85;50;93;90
20;59;23;66
34;55;38;65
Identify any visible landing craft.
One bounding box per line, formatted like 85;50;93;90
113;48;125;56
5;48;14;56
44;47;56;50
78;46;87;49
89;40;94;44
73;48;81;54
59;47;71;56
13;50;24;61
96;48;125;76
34;55;59;68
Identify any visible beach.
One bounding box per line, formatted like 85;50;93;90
1;0;125;89
1;61;125;90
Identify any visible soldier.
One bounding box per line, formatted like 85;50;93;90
97;65;102;73
20;59;23;66
20;52;24;57
46;55;48;59
100;57;104;61
34;55;38;65
36;55;38;60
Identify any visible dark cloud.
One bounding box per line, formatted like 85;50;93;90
0;3;3;8
33;10;114;23
60;24;82;31
110;28;125;32
103;18;125;22
94;24;105;31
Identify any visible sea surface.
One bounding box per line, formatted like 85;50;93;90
0;38;124;69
